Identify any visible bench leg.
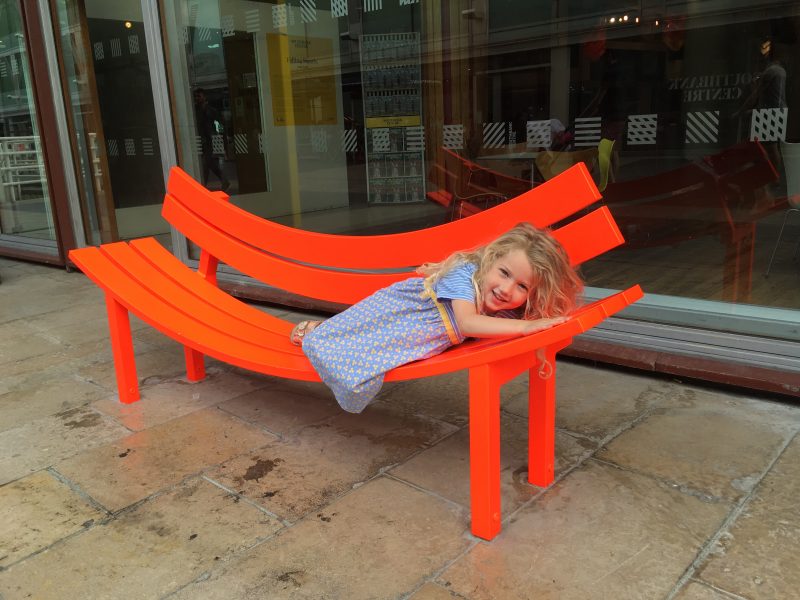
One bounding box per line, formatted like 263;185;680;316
528;348;557;487
183;347;206;382
104;295;140;404
469;364;502;541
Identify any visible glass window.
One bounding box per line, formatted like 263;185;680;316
51;0;167;245
160;1;799;345
0;0;56;246
162;0;441;239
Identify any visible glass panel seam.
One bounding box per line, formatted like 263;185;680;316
35;0;86;247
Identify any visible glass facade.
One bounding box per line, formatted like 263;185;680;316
52;0;167;245
2;0;799;380
0;0;56;250
159;1;799;345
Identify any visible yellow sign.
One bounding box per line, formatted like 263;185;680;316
267;34;337;126
366;116;422;128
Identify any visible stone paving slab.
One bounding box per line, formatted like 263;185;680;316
695;434;800;600
0;283;100;324
55;408;278;512
0;478;281;599
408;582;462;599
170;477;470;599
0;374;109;433
504;361;673;440
208;402;457;521
598;390;800;501
0;334;160;382
92;368;270;431
0;320;63;366
23;299;147;349
391;412;595;511
77;345;193;391
438;459;731;600
376;371;528;427
0;406;131;485
0;268;88;298
2;260;800;600
0;471;106;568
674;581;742;599
218;382;343;438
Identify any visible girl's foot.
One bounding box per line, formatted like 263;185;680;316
290;320;321;346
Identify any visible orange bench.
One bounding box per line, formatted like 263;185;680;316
68;163;642;541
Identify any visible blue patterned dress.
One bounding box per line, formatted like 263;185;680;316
302;262;480;413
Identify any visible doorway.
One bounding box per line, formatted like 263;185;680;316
52;0;167;244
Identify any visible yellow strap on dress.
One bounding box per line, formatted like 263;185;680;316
421;281;461;345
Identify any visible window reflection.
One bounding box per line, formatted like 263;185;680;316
53;0;166;244
162;1;798;327
0;1;55;243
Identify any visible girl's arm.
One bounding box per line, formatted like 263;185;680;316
450;299;567;339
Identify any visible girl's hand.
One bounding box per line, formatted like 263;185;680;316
521;316;568;335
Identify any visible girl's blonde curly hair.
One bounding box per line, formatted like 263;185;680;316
417;222;583;319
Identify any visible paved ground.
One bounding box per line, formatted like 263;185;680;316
1;256;798;600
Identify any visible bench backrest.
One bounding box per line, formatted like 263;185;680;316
163;163;622;305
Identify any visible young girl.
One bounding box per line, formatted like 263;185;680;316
290;222;582;413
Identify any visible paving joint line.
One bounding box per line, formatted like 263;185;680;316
383;472;468;513
201;474;290;526
503;386;679;528
664;429;799;600
0;517;106;573
1;472;114;573
589;456;725;504
45;466;113;516
214;403;285;441
687;578;750;600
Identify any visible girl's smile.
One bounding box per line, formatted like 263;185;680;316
480;249;535;314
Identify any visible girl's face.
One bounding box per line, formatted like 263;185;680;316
481;249;535;314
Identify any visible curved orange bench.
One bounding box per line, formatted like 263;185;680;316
68;163;642;541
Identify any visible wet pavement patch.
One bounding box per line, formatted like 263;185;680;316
58;408;102;429
276;570;305;588
243;458;282;482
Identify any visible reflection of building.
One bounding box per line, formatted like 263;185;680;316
1;0;798;395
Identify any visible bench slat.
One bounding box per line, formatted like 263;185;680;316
163;196;408;304
551;206;624;266
72;242;642;384
69;246;318;381
166;162;601;270
101;241;298;351
165;188;623;305
129;237;294;340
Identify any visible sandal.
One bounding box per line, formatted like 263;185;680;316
290;320;321;346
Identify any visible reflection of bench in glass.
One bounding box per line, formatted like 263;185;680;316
426;147;534;220
536;138;616;192
765;141;800;277
68;163;642;541
602;141;781;302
